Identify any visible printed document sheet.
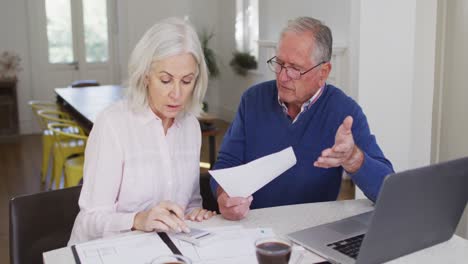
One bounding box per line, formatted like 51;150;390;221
209;146;297;197
73;231;172;264
72;225;326;264
171;225;326;264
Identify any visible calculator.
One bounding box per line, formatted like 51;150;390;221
174;228;216;246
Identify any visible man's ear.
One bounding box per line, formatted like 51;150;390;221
320;62;332;82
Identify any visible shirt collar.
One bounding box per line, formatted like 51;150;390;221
135;104;183;128
278;84;325;122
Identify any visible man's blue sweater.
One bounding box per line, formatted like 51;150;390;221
210;81;393;208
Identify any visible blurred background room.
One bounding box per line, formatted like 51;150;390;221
1;1;467;263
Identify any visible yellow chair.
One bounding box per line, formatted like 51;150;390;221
28;101;60;183
37;109;84;189
48;123;87;188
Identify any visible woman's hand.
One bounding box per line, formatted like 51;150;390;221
133;200;190;233
185;207;217;222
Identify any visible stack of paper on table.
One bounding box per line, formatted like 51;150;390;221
170;225;327;264
209;147;297;197
72;225;326;264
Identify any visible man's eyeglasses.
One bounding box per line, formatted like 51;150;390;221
267;56;326;80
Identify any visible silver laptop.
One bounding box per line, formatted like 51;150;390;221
288;157;468;264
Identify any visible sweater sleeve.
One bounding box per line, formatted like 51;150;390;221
209;94;247;196
348;105;394;202
68;111;135;245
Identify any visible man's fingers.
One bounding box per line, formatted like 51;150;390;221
314;161;332;169
314;156;341;168
322;148;346;158
343;116;353;131
332;144;351;153
321;148;333;157
336;116;354;137
228;205;247;217
224;196;250;207
220;198;251;220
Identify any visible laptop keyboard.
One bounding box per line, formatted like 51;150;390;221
327;234;365;259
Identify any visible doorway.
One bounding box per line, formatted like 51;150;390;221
27;0;119;101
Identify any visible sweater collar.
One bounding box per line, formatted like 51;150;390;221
277;83;325;123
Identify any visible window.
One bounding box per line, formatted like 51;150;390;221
45;0;109;64
82;0;109;63
235;0;259;58
45;0;74;63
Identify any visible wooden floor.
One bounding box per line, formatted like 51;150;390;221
0;119;353;263
0;135;46;264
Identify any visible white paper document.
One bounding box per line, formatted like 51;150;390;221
171;225;272;264
171;225;326;264
72;225;326;264
73;231;173;264
209;146;297;197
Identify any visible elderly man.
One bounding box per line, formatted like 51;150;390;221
210;17;393;220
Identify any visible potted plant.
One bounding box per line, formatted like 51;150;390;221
199;30;220;79
0;51;22;81
198;30;220;115
229;51;257;76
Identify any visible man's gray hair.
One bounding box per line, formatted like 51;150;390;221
126;17;208;116
281;17;333;63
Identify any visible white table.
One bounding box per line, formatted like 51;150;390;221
43;199;468;263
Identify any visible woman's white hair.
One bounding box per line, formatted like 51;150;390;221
126;17;208;116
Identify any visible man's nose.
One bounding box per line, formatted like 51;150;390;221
278;68;291;82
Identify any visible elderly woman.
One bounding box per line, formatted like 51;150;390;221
68;17;215;245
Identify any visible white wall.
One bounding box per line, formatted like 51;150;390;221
1;0;352;133
213;0;352;120
356;0;437;174
116;0;222;111
0;0;36;134
259;0;350;45
434;0;468;239
116;0;191;82
410;0;438;168
438;2;468;161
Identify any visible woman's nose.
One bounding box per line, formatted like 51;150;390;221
169;83;181;99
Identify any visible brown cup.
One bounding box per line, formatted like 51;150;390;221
255;236;292;264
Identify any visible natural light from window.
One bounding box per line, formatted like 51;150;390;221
83;0;109;63
45;0;74;64
235;0;259;58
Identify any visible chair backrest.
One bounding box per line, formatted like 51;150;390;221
37;109;76;129
9;186;82;264
48;122;88;160
200;172;219;212
28;100;59;112
70;80;100;88
28;101;60;130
